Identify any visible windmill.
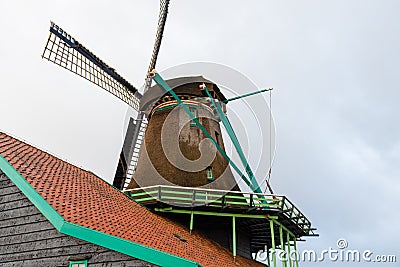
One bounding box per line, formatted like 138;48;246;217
41;1;270;194
42;2;317;263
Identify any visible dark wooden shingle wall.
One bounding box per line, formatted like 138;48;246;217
0;170;156;267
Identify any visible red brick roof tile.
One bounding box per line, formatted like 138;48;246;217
0;132;264;267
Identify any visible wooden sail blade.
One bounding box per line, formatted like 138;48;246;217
42;21;141;110
114;1;170;189
144;0;170;91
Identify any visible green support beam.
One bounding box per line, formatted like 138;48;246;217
155;207;276;219
270;220;277;267
232;216;237;260
279;225;287;267
222;88;273;103
190;211;194;234
287;232;292;267
294;236;299;267
200;83;262;194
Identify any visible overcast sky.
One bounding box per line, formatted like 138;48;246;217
1;1;400;266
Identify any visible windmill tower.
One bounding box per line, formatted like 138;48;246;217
42;1;318;265
128;76;240;191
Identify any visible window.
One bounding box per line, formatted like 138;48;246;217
215;131;220;146
69;260;88;267
189;107;198;126
206;166;214;181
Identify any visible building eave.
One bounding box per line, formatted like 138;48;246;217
0;154;202;267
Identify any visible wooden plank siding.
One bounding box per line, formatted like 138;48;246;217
0;170;157;267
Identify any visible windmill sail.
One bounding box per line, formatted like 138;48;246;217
42;21;141;110
118;0;171;189
144;0;170;91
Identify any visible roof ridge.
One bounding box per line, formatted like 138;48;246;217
0;130;101;178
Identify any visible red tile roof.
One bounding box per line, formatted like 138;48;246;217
0;132;264;267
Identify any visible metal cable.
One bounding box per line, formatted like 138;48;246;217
265;89;274;194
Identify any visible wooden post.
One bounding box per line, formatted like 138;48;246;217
157;186;161;201
232;216;237;261
270;220;277;267
279;225;287;267
189;210;194;234
287;231;292;267
294;236;299;267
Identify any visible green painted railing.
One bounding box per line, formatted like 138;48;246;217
123;185;313;235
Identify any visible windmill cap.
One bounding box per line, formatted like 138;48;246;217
140;76;227;112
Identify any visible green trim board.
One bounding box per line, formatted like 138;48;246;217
0;155;201;267
0;155;63;229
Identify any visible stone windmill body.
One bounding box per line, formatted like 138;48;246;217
128;76;240;192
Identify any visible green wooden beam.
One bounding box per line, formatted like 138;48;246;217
190;211;194;234
294;236;299;267
155;207;271;219
232;216;237;260
279;225;287;267
286;231;292;267
222;88;272;103
270;220;277;267
200;83;262;194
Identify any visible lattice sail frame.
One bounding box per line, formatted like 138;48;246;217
42;21;141;110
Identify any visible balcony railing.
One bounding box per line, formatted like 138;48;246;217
123;185;315;236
